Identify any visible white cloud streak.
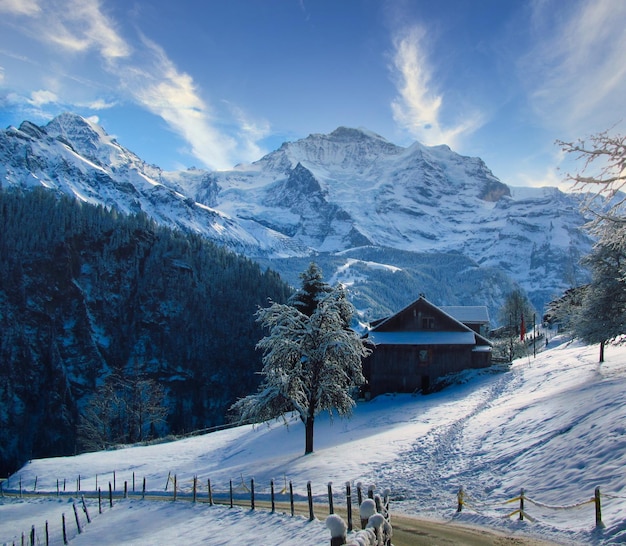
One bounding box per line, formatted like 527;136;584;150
390;25;483;148
0;0;41;16
523;0;626;134
125;36;237;170
1;0;266;170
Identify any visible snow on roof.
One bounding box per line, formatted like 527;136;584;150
367;331;477;346
440;306;490;324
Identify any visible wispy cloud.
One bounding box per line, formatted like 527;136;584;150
0;0;267;170
389;25;483;148
522;0;626;134
124;36;238;170
0;0;41;16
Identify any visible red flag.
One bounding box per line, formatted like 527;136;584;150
520;313;526;341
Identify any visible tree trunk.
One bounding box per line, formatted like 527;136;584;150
304;416;314;454
599;340;605;363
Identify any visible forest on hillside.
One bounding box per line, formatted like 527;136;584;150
0;187;292;475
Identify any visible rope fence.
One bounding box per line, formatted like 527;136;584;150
456;484;608;528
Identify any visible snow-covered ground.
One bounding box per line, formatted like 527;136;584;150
2;336;626;545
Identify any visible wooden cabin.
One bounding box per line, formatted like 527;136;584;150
363;296;492;397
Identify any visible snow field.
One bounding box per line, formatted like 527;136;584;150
3;337;626;544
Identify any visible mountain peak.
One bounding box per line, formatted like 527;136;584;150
328;126;388;142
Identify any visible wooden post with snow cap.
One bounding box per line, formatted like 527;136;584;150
356;482;363;507
360;498;377;530
326;514;347;546
368;484;375;499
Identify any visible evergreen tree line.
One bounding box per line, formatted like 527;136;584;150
0;187;292;475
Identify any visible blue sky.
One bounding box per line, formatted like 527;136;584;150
0;0;624;187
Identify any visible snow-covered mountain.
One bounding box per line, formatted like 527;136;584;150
0;114;593;319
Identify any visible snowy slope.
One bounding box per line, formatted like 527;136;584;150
3;337;626;545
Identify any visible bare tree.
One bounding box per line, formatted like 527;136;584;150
557;129;626;361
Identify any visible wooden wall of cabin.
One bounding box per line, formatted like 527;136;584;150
364;344;476;397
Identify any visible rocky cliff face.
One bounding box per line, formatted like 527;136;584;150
0;114;593;317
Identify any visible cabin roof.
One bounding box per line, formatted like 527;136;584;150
367;331;477;346
440;305;490;324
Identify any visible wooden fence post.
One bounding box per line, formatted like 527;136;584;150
133;472;135;492
165;471;171;491
519;488;525;521
368;484;375;500
77;474;80;493
81;495;91;523
346;482;353;532
307;481;315;521
30;524;35;546
45;520;49;546
143;477;146;500
56;480;59;497
62;514;68;545
289;481;295;517
98;488;102;514
356;483;363;507
173;475;177;501
34;476;38;492
193;476;197;503
250;478;255;510
270;479;275;513
457;486;464;513
328;482;334;514
113;471;116;491
95;474;98;491
229;479;233;508
108;482;113;508
72;502;82;534
208;479;213;506
595;487;604;528
124;481;128;499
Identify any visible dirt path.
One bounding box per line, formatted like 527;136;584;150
388;512;562;545
265;500;565;545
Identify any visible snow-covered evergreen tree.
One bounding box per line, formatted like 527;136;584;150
574;221;626;361
231;268;371;454
288;262;333;317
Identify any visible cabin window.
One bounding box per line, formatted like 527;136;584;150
421;316;434;329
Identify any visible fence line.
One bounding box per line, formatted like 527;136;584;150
1;472;390;545
456;485;605;528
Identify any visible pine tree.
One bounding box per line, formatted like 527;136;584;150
288;262;333;317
